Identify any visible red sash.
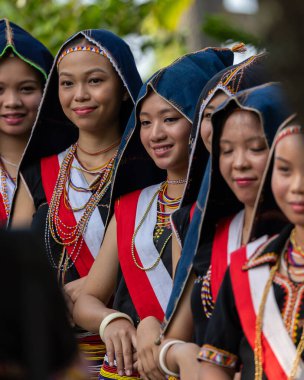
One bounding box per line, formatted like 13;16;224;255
0;193;7;227
115;190;165;321
210;215;235;301
189;202;196;221
41;154;94;277
230;237;301;380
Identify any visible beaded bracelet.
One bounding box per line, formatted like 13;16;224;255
99;312;134;341
159;339;184;377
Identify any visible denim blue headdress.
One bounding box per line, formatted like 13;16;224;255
19;28;142;169
181;52;269;208
249;114;299;241
163;83;293;331
0;18;53;80
112;47;235;200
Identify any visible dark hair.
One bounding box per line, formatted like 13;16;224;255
0;230;77;380
0;48;45;87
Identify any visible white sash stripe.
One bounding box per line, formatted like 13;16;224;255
246;236;304;379
58;150;104;259
135;183;173;313
227;209;244;265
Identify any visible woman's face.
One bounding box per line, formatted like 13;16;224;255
139;91;192;176
272;131;304;227
58;48;127;133
0;57;42;137
200;91;228;152
219;110;269;208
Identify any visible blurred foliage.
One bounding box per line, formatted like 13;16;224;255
1;0;192;55
203;13;260;46
1;0;259;76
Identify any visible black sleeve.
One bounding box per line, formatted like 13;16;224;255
171;204;192;246
198;267;243;369
21;160;46;210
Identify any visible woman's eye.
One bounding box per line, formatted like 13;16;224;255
203;112;212;120
277;165;290;173
164;117;178;123
20;86;36;93
221;149;233;155
140;120;150;127
250;147;266;153
60;80;73;87
89;77;102;84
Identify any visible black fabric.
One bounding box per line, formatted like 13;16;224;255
0;229;77;380
203;227;304;379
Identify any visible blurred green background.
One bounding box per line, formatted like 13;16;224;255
0;0;261;78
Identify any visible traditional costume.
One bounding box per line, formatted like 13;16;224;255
163;54;270;339
15;29;142;379
100;47;236;379
164;82;292;345
0;19;53;226
199;118;304;380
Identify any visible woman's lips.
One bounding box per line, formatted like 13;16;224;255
152;144;173;157
289;202;304;213
234;177;257;187
73;107;96;116
2;113;26;125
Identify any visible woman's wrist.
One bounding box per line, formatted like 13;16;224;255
159;339;185;377
99;312;134;340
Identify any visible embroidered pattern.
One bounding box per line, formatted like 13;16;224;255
57;45;106;67
197;344;238;369
243;252;278;270
273;271;304;343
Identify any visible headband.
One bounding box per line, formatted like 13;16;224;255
57;45;105;67
275;125;304;145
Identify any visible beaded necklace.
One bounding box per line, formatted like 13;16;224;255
154;182;181;240
254;238;304;380
131;182;181;271
45;144;115;272
0;157;15;217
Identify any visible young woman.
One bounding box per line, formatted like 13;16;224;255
0;18;52;226
11;29;142;379
157;83;292;379
73;47;236;380
198;117;304;380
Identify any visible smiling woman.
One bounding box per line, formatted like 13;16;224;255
0;18;53;226
11;29;142;379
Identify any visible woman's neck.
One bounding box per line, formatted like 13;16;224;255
294;225;304;248
0;132;29;166
76;128;121;171
242;204;255;245
166;169;187;199
77;128;121;152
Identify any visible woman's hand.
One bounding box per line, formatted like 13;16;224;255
168;342;201;380
103;317;137;377
136;316;165;380
64;276;87;304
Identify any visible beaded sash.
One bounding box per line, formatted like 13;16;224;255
41;147;106;277
231;236;304;379
115;184;173;321
0;166;15;225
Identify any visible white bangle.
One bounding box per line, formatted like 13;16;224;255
99;312;134;341
159;339;184;377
